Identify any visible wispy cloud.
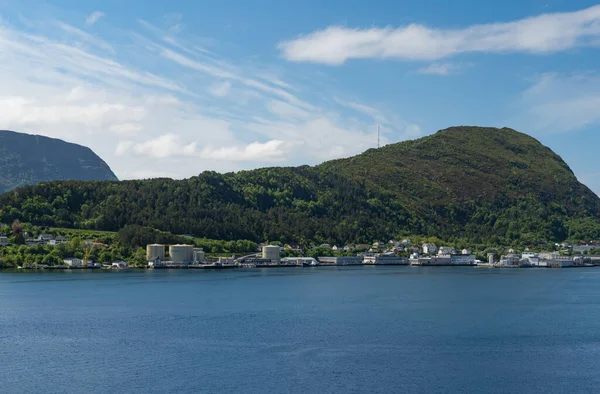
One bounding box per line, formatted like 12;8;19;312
57;21;115;53
418;63;462;76
200;140;294;161
519;72;600;133
278;5;600;65
85;11;105;26
208;81;232;97
132;133;197;158
0;8;419;180
164;12;186;33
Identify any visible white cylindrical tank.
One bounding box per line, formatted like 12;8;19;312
262;245;280;263
193;248;205;263
169;244;193;262
146;244;165;261
488;255;494;265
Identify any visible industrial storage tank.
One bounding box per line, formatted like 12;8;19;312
262;245;281;263
193;248;205;263
169;244;194;263
146;244;165;262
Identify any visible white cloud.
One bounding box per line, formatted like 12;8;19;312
418;63;459;75
278;5;600;65
208;81;231;97
115;141;133;156
519;72;600;133
0;8;419;180
133;134;197;158
200;140;293;161
85;12;105;26
243;116;417;161
0;95;146;128
110;123;144;135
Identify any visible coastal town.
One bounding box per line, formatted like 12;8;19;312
2;230;600;270
144;240;600;269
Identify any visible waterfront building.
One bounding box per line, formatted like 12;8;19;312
112;261;128;269
262;245;281;263
193;248;205;263
281;257;318;266
147;244;166;262
412;256;452;266
450;254;476;265
217;257;236;266
539;252;561;260
364;255;409;265
318;256;363;265
244;258;272;265
520;253;541;267
63;257;83;267
169;244;194;263
499;254;521;266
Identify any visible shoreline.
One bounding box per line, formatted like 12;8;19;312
1;263;597;272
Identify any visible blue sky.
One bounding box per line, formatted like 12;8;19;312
1;0;600;194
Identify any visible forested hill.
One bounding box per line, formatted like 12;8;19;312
1;126;599;246
0;130;118;193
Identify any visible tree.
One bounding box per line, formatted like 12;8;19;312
130;248;147;266
12;219;23;235
13;233;25;245
70;237;81;252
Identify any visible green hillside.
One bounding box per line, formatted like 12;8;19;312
0;130;118;193
1;126;598;246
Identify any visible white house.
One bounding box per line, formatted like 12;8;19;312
438;246;455;255
0;236;9;246
422;243;438;255
372;242;384;249
461;248;472;255
37;234;54;243
63;258;83;267
49;237;67;245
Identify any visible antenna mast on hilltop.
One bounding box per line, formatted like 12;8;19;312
377;124;380;149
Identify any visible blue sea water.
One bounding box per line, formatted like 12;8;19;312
1;266;600;393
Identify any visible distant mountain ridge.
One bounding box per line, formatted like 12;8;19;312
0;126;599;246
0;130;118;193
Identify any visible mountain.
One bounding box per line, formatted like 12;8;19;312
0;126;599;246
0;130;118;193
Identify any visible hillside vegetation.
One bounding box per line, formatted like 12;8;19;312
0;130;118;193
1;126;599;246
